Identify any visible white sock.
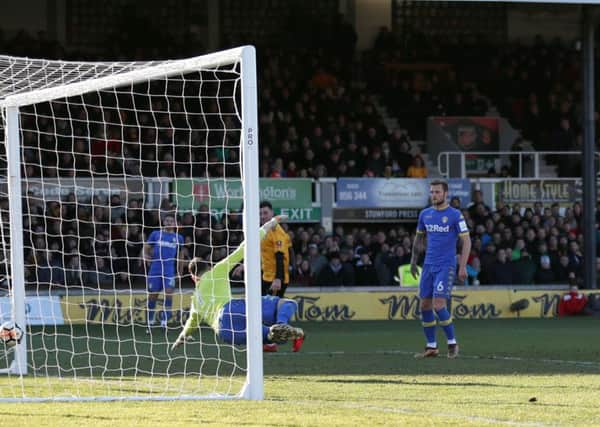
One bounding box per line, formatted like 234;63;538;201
447;339;457;345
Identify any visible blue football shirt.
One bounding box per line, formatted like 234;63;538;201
147;230;184;276
416;206;469;266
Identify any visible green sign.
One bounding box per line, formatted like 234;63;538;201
275;207;321;223
174;178;314;212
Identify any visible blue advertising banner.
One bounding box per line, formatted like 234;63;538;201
336;178;471;209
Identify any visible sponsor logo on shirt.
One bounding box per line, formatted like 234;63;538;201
425;224;450;233
156;240;178;249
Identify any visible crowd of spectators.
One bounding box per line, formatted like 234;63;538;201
8;185;598;290
283;190;598;288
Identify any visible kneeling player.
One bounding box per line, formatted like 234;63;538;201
172;215;305;353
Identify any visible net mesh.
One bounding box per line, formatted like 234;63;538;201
0;52;251;400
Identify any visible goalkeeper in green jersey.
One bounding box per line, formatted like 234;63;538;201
171;215;305;352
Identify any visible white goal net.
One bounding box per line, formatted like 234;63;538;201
0;47;263;401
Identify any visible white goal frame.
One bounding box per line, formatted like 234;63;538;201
0;46;263;401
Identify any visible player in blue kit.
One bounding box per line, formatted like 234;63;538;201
410;180;471;358
171;214;305;353
144;214;185;331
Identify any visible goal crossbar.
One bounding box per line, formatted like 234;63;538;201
0;47;247;108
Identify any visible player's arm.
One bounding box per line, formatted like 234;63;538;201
270;229;285;294
177;248;185;277
410;232;425;279
177;236;185;277
457;215;471;282
215;215;288;275
143;242;153;265
410;211;426;278
458;233;471;283
288;245;296;278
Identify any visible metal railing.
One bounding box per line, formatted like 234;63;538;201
437;151;600;179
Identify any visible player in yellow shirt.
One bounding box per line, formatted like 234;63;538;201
259;201;294;297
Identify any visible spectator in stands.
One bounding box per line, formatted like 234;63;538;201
65;256;84;287
315;251;354;286
307;243;328;278
406;155;427;178
512;248;536;284
83;257;113;287
294;259;313;286
354;250;378;286
30;250;52;287
466;256;481;286
339;248;356;283
395;141;414;177
488;248;514;285
535;255;556;284
450;196;461;209
554;255;575;284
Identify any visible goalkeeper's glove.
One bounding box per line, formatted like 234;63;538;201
171;333;194;351
264;214;288;233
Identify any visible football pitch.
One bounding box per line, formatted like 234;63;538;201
2;318;599;426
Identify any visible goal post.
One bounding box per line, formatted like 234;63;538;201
239;46;263;401
2;106;27;376
0;46;263;401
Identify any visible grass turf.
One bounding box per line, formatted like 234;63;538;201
1;318;599;426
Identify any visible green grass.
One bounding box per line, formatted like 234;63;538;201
1;318;599;426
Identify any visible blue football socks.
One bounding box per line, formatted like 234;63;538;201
276;300;298;324
435;307;456;343
421;309;437;347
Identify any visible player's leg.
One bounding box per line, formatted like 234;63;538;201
267;297;303;344
432;264;458;358
415;265;439;358
146;275;162;332
262;296;304;351
275;297;297;324
261;295;278;325
275;297;304;351
218;300;252;345
161;278;175;328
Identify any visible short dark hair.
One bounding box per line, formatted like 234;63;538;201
429;179;448;192
260;200;273;210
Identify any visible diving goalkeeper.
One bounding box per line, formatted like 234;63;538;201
171;215;305;352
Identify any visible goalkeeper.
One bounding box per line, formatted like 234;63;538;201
171;215;305;352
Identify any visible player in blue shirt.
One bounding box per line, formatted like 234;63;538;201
144;214;185;331
410;180;471;358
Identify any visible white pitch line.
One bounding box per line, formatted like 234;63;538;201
282;399;555;427
268;349;600;368
337;402;555;427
